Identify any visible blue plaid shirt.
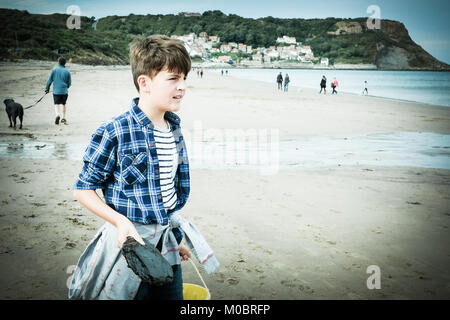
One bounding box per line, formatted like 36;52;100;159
74;98;190;232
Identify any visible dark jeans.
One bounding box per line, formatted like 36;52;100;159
134;264;183;300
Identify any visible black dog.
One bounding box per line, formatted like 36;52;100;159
3;99;24;129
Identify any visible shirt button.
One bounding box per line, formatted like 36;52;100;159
150;142;154;147
140;121;143;124
148;123;153;128
154;169;159;174
157;195;162;200
163;221;168;226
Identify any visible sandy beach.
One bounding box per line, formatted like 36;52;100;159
0;60;449;299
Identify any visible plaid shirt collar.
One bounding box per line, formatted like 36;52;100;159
130;97;181;128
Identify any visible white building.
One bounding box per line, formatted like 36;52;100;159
320;58;329;67
266;49;279;59
252;53;263;62
276;35;297;45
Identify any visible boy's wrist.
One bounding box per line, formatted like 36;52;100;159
111;211;129;227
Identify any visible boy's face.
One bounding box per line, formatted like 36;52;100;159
139;67;187;112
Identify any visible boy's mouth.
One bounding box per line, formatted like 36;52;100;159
172;94;183;100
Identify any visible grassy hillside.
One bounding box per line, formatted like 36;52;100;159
0;8;448;70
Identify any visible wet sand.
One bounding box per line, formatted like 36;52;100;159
0;61;449;299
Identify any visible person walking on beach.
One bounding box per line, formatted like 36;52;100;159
200;68;203;78
284;73;290;92
362;81;368;95
331;77;338;94
319;75;326;94
221;69;223;76
45;57;71;125
69;35;219;300
225;70;228;76
277;72;283;90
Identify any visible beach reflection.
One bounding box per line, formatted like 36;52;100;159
0;131;448;170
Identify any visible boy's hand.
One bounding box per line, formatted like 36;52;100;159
179;244;192;261
115;215;145;249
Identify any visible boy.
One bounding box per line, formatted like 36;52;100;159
45;57;71;125
69;35;218;300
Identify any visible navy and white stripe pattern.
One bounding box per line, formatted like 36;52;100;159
74;97;190;228
153;121;178;211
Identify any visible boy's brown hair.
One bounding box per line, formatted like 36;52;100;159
130;35;191;92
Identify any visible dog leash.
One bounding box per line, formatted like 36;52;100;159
24;92;49;110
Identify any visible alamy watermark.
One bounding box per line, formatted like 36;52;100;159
66;5;81;30
181;121;280;175
366;5;381;30
366;265;381;289
66;264;80;289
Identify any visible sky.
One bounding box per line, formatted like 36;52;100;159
1;0;449;64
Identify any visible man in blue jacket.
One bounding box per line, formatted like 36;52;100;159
45;57;72;125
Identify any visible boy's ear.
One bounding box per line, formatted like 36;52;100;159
137;75;151;93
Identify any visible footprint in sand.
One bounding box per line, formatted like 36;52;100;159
280;279;314;294
65;242;77;249
226;277;239;285
16;176;30;183
67;217;87;226
31;203;46;207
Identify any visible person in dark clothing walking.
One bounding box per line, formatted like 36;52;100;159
277;72;283;90
319;75;326;94
45;57;71;125
284;73;290;92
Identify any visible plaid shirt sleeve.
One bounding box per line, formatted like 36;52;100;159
74;125;117;190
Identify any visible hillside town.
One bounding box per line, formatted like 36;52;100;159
170;32;329;67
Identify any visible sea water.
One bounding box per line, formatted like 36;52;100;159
217;69;450;107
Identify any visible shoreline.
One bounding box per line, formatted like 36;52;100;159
3;58;450;72
221;73;450;110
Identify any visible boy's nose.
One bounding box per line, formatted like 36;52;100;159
177;79;186;91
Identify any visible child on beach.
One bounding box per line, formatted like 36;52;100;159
68;35;219;300
362;80;368;95
331;77;338;94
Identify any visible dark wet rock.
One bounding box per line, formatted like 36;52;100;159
121;236;173;286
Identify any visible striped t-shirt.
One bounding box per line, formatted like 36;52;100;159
154;121;178;211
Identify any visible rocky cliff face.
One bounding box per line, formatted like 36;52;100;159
374;20;449;70
327;19;449;70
